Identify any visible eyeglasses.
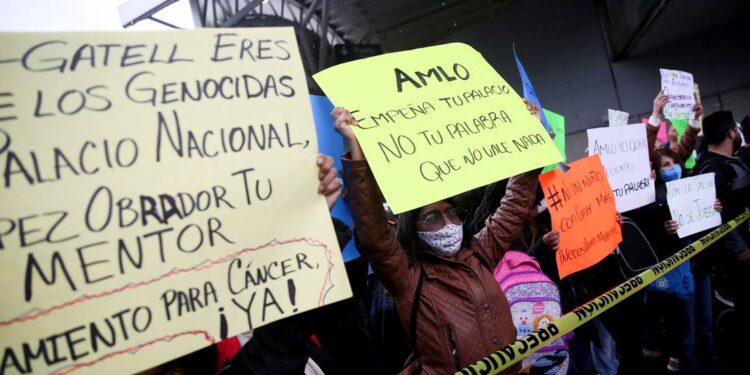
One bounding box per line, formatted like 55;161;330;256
416;207;465;232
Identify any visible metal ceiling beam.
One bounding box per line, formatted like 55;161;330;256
301;0;323;25
189;0;205;27
120;0;180;28
148;16;182;28
318;0;330;69
612;0;670;61
222;0;263;27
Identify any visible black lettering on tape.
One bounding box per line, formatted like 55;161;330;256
538;329;550;341
548;323;559;335
528;334;539;348
517;339;529;354
458;212;750;375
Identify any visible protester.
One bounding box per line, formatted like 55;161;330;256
739;115;750;167
364;205;412;374
694;111;750;373
332;102;545;374
630;90;704;374
646;89;703;166
467;167;636;375
217;154;383;375
130;79;745;375
530;219;645;375
469;185;571;374
631;147;721;375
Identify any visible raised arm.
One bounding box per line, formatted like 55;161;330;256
647;90;703;162
472;100;546;265
675;125;700;161
336;108;412;297
674;96;703;161
473;169;540;266
647;90;668;163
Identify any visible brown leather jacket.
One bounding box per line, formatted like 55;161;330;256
343;157;539;374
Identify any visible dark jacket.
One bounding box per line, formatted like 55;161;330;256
528;235;627;311
627;183;686;260
220;219;377;375
343;157;538;374
739;147;750;170
694;151;750;263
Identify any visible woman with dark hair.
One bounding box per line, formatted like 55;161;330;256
633;147;721;375
646;89;703;164
333;103;543;374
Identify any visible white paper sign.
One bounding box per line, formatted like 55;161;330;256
666;173;721;238
588;124;655;212
660;68;695;119
608;109;629;126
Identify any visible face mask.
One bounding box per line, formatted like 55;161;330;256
659;164;682;182
417;224;463;257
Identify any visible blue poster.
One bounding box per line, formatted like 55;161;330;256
310;95;360;261
513;47;551;133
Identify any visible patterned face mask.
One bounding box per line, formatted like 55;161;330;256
417;224;463;257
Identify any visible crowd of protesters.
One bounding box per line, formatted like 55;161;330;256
142;91;750;375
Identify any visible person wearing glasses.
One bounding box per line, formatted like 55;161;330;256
332;103;542;374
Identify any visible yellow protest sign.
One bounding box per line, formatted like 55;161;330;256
0;28;351;374
313;43;562;214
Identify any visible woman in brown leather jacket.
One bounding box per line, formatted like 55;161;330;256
333;104;543;374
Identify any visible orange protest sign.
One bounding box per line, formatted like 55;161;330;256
540;155;622;279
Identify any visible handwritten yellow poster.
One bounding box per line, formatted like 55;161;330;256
313;43;562;213
0;28;351;374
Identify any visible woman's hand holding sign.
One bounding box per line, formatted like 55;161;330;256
543;230;560;252
652;89;669;119
318;154;342;210
332;107;364;161
665;220;679;235
523;99;555;139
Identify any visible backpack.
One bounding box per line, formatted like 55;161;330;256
647;260;695;299
495;251;569;375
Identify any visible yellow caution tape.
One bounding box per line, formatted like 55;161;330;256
458;209;750;375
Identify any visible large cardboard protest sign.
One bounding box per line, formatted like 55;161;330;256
660;69;695;120
540;155;622;279
0;29;351;374
313;43;562;214
666;173;721;238
588;124;655;212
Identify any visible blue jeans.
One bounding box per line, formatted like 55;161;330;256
644;290;698;375
566;325;592;375
590;318;618;375
690;273;712;373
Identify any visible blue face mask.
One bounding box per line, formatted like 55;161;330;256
659;165;682;182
